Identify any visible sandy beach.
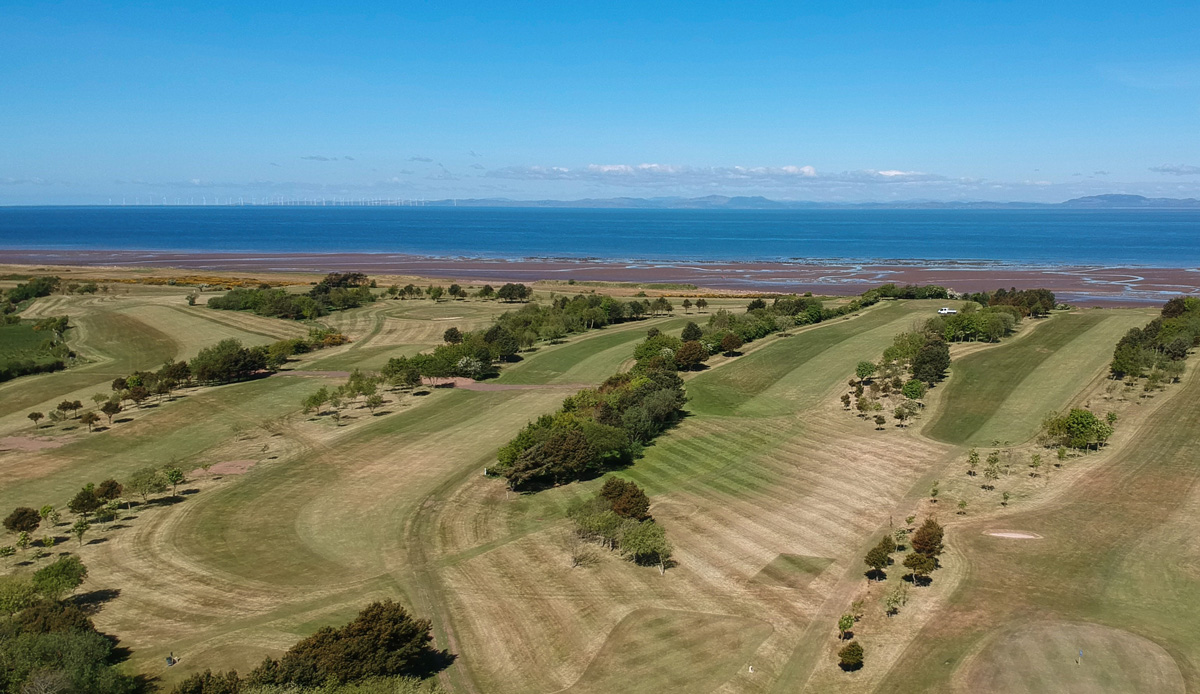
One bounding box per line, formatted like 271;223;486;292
1;249;1197;306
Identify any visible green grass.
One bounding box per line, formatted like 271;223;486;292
495;317;689;385
750;554;835;589
686;301;932;416
960;622;1185;693
562;609;772;694
0;320;58;368
924;311;1147;445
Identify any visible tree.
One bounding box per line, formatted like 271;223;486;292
681;321;702;341
674;340;708;371
929;480;939;502
4;507;41;534
38;505;60;526
912;340;951;385
246;599;444;687
695;298;708;312
365;394;384;413
599;477;651;520
837;614;854;640
873;414;887;429
31;555;87;600
96;479;123;501
681;299;692;313
496;283;530;302
620;521;672;574
720;333;743;356
967;448;979;475
841;393;852;409
1029;453;1042;477
80;411;100;431
71;517;90;546
883;583;909;617
442;327;463;344
903;552;937;584
171;669;243;694
838;641;864;671
910;518;944;557
68;487;101;518
957;499;968;514
91;392;108;408
100;400;122;424
901;378;927;400
164;466;186;497
27;411;44;429
855;361;877;383
127;466;168;501
864;544;890;580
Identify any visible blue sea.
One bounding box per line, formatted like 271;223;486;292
0;206;1198;266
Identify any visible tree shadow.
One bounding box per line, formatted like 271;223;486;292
147;495;184;507
86;537;109;545
902;573;932;587
864;569;886;582
114;417;134;424
71;588;121;614
373;410;392;416
838;660;863;672
180;488;200;496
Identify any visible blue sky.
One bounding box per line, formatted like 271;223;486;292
2;0;1198;203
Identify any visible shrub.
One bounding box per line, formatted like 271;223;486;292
838;641;864;671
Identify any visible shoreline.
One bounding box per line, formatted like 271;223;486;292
2;248;1197;306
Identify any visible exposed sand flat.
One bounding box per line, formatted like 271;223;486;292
2;250;1196;305
986;531;1043;539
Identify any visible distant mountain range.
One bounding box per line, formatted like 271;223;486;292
426;194;1200;210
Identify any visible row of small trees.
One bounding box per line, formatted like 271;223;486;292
2;464;186;559
840;518;946;672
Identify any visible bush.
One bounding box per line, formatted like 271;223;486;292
3;507;40;533
31;555;88;600
247;600;447;687
838;641;864;671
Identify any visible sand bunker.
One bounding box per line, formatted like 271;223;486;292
986;531;1043;539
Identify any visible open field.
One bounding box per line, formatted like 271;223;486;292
1;266;1197;694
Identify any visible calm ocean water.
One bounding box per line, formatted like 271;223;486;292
0;206;1197;266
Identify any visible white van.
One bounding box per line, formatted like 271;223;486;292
937;307;957;315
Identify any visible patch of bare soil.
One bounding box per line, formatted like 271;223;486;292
985;530;1043;539
191;459;258;476
0;436;66;452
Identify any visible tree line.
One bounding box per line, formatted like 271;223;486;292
1110;296;1199;383
2;275;60;307
493;329;689;490
208;272;378;319
959;287;1056;317
26;329;346;434
170;600;451;694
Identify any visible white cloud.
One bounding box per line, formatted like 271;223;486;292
1150;164;1200;176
